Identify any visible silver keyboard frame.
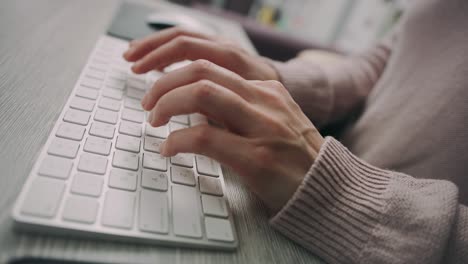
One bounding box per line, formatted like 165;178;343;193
12;35;238;250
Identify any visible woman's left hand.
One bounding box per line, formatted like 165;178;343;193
145;59;324;213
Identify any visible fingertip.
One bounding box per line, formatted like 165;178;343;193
159;141;169;156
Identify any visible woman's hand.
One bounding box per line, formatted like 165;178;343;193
123;27;279;81
143;59;324;213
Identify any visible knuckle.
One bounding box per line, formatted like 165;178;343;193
253;145;275;171
173;35;192;48
192;125;212;151
193;80;215;101
192;59;213;78
265;80;285;91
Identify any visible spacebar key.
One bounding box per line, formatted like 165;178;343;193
172;184;202;238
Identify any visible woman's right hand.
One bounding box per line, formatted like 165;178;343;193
123;27;279;81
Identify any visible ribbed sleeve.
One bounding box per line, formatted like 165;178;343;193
271;137;466;264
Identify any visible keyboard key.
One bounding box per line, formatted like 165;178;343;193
70;96;95;112
196;155;219;177
127;87;145;100
121;108;144;123
78;153;108;175
116;135;141;153
141;169;168;191
83;136;112;156
113;150;139;171
171;166;196;186
199;176;223;196
145;123;168;139
47;137;80;159
102;88;123;100
94;108;118;124
109;168;137;191
170;153;193;168
172;184;202;238
102;189;135;229
201;194;229;218
144;136;163;153
204;217;234;242
169;122;188;133
127;78;146;90
89;122;115;139
76;86;98;100
56;122;85;141
62;195;99;224
64;109;90;126
119;121;142;137
81;77;102;89
38;156;73;179
143;152;167;171
139;189;169;234
98;97;121;111
20;177;65;218
171;115;189;125
71;172;103;197
105;78;126;90
124;97;143;111
85;68;105;80
108;68;126;81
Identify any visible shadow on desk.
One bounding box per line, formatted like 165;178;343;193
10;258;105;264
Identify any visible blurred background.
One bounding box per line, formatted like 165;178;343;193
166;0;409;61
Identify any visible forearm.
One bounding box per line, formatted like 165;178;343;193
270;137;468;264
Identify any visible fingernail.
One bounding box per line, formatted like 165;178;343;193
141;95;149;109
125;46;135;57
159;141;167;156
147;111;154;123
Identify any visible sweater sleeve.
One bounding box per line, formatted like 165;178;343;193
270;137;468;264
270;36;393;127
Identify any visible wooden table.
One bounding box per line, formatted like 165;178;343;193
0;0;322;263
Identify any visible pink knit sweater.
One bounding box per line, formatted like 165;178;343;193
270;0;468;263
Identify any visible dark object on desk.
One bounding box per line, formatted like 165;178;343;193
107;1;155;40
9;258;103;264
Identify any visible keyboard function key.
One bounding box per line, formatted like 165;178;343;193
94;108;118;124
47;137;80;159
171;166;196;186
143;152;167;171
201;194;228;218
71;172;103;197
109;168;137;191
141;169;168;191
101;189;136;229
56;122;85;141
139;189;169;234
78;153;108;175
38;156;73;179
199;176;223;196
116;135;141;153
83;136;112;156
70;96;95;112
20;177;65;218
89;122;115;139
64;109;90;126
121;108;144;123
113;150;139;171
204;217;234;242
119;121;142;137
98;97;121;112
62;195;99;224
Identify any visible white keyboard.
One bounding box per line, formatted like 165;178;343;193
12;35;238;250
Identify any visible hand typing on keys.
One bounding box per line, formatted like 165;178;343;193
125;27;325;213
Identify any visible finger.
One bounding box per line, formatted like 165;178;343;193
123;27;212;62
141;60;251;111
149;80;253;134
161;124;251;175
131;36;243;74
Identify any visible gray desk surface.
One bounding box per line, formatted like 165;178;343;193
0;0;322;263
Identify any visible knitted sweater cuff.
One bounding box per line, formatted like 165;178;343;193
270;137;392;263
